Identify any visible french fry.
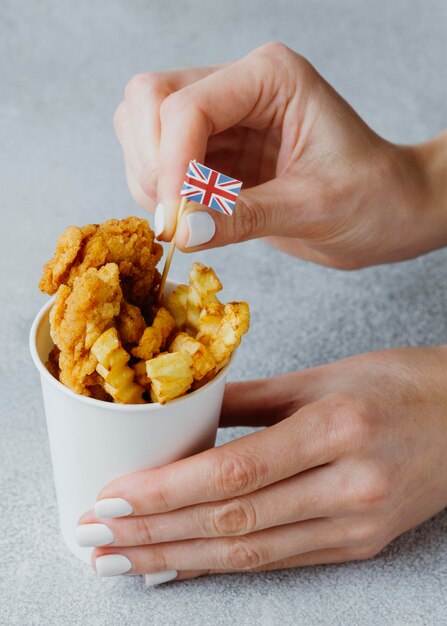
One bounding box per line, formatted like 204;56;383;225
91;327;144;404
131;306;175;360
153;306;176;344
91;326;120;367
195;302;224;343
186;263;222;332
197;301;250;369
169;332;217;382
145;351;194;404
132;360;151;387
165;284;189;328
131;326;162;360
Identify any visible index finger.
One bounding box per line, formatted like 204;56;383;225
121;65;224;199
95;399;338;517
156;43;291;240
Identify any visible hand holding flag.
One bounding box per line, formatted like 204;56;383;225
157;161;242;302
180;160;242;216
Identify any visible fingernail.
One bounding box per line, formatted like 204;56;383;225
95;498;133;518
185;212;215;248
154;203;165;238
144;570;178;587
96;554;132;577
76;523;114;547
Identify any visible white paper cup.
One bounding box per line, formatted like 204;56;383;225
30;281;229;564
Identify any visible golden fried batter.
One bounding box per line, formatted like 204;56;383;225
40;217;163;307
117;300;147;345
49;263;122;395
45;345;61;380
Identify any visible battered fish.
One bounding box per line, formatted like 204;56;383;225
40;216;163;307
49;263;122;395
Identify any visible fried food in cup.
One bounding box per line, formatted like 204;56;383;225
169;332;217;382
39;217;162;307
117;300;146;346
197;301;250;370
145;351;194;404
165;284;189;329
186;263;222;333
39;218;250;404
91;327;144;404
49;263;122;396
131;307;176;360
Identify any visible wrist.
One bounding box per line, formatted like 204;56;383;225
405;131;447;253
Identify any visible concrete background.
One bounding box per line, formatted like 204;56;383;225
1;0;446;624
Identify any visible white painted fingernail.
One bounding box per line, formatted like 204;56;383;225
76;523;114;547
144;570;178;587
96;554;132;577
185;212;216;248
95;498;133;518
154;203;165;238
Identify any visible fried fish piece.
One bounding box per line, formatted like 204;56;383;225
49;263;122;395
117;300;146;346
40;217;163;307
45;345;61;380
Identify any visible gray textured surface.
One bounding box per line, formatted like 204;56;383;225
1;0;446;624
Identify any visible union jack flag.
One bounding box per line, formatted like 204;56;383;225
180;160;242;216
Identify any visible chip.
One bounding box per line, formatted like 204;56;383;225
91;327;145;404
169;332;217;382
145;351;194;404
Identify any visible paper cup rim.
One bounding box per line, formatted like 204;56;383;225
29;286;232;412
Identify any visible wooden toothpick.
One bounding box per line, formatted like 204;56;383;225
157;197;188;304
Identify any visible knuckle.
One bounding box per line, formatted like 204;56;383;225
358;468;391;510
134;515;153;545
211;499;256;536
225;538;264;570
331;393;373;449
255;41;292;61
147;544;169;572
124;71;161;99
113;101;126;133
345;520;382;547
213;455;266;499
160;90;189;120
254;42;313;77
233;196;267;241
148;475;171;512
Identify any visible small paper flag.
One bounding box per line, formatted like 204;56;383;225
180;160;242;216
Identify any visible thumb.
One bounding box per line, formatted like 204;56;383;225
220;368;323;428
173;176;299;251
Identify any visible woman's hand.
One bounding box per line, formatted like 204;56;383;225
114;42;447;269
77;346;447;581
